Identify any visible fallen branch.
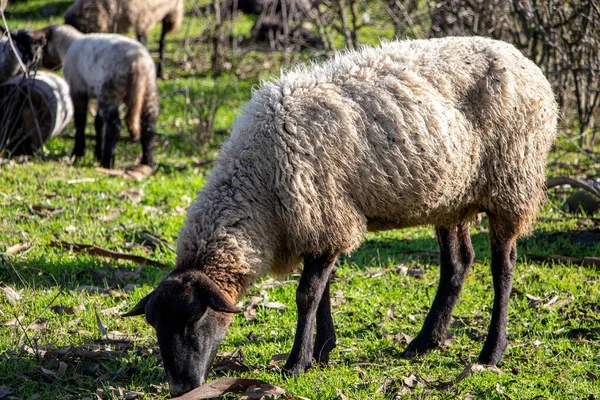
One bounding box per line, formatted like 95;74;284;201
49;241;170;270
528;254;600;269
546;176;600;199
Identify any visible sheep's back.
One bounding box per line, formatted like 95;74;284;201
221;37;558;255
64;35;155;99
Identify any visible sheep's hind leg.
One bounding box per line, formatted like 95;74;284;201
402;224;474;359
313;278;336;364
284;253;338;375
140;110;156;167
157;19;173;78
478;215;518;365
94;114;104;162
100;108;121;169
136;34;147;48
71;92;88;160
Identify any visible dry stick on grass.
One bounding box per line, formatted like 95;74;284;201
546;176;600;199
49;241;170;270
527;254;600;270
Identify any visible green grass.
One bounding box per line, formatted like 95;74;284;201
1;1;600;399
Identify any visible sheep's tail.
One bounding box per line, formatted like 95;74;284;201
125;61;147;141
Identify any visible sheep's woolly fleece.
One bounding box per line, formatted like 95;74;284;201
64;0;184;35
176;36;558;301
46;25;159;139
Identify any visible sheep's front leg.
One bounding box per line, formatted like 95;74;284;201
284;253;337;375
403;225;474;359
313;279;336;364
140;110;157;167
478;218;517;365
71;92;89;160
100;108;121;169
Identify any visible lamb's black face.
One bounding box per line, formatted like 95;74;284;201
11;30;45;68
123;269;239;397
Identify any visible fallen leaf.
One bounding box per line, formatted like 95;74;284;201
28;204;64;218
526;293;542;308
96;212;118;222
171;377;271;400
127;165;154;180
95;309;108;338
122;284;139;293
269;353;289;366
77;285;109;294
386;305;396;320
5;241;32;256
0;386;12;399
244;296;263;321
120;188;144;204
241;384;287;399
263;301;286;311
40;367;56;376
1;286;22;305
50;305;75;315
101;305;123;316
29;320;48;331
2;318;18;326
331;289;345;307
403;373;417;388
213;350;249;373
395;265;425;278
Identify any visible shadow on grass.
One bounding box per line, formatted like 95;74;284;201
2;226;599;291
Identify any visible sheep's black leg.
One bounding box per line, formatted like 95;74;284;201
313;279;336;364
157;20;172;78
71;92;88;160
284;253;337;375
100;108;122;169
137;34;148;48
94;114;104;162
140;111;156;167
479;219;517;365
403;224;474;359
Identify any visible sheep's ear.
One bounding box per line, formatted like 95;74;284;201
194;271;240;314
122;291;154;317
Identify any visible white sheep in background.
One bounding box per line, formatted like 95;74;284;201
25;24;159;169
64;0;184;77
123;36;558;397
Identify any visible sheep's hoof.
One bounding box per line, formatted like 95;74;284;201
401;337;439;360
282;359;313;376
477;337;507;366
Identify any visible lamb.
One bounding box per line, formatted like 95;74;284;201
0;28;45;84
124;36;558;397
63;0;184;77
24;24;159;168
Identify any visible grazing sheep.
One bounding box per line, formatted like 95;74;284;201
0;28;45;84
64;0;184;77
26;24;159;168
125;36;558;396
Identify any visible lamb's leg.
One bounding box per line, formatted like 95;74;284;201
157;20;172;78
313;278;336;364
137;34;148;48
100;108;121;169
94;114;104;162
284;253;337;375
402;224;474;359
140;110;156;167
71;92;88;160
478;217;517;365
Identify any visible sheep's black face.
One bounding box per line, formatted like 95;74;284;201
12;30;44;68
123;269;239;397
